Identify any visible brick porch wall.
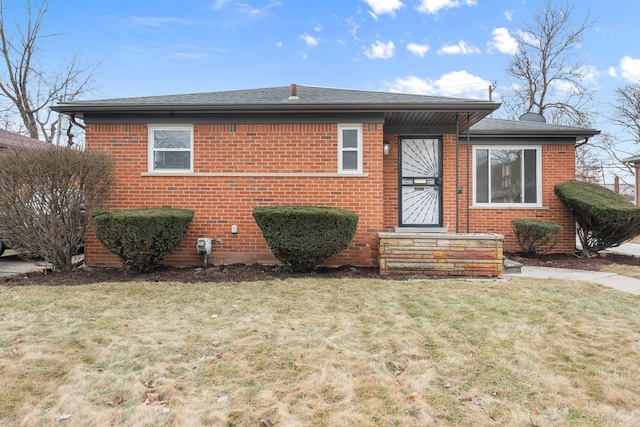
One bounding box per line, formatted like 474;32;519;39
85;122;385;268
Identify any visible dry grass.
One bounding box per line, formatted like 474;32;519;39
2;277;640;426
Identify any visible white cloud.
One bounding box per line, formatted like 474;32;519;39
504;10;513;21
313;24;323;32
406;42;430;58
236;0;282;17
488;27;517;55
275;40;283;48
516;29;538;47
130;16;195;27
416;0;476;15
607;66;619;78
383;70;491;99
437;39;480;55
620;56;640;83
363;0;403;16
211;0;230;10
300;33;320;48
364;40;395;59
346;17;361;42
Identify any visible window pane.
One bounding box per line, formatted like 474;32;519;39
524;149;537;203
342;151;357;170
154;130;191;149
491;149;522;203
342;129;358;149
476;149;489;203
154;151;190;169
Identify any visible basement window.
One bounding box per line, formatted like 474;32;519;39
338;124;362;174
148;125;193;172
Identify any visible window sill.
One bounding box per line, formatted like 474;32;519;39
142;172;370;178
471;205;548;210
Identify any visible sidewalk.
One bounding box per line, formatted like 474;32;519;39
506;242;640;295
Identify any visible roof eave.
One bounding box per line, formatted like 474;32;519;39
468;129;600;139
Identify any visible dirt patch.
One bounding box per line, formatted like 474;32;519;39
3;252;640;286
1;263;383;286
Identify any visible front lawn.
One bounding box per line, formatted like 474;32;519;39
1;277;639;426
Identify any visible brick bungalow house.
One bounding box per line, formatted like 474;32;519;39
52;84;599;275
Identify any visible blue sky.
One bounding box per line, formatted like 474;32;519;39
37;0;638;109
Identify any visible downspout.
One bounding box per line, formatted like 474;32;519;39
466;112;471;234
69;114;86;130
455;113;459;233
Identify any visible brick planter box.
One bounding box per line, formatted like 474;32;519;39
378;232;503;277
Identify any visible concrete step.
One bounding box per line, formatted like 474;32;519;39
503;257;523;274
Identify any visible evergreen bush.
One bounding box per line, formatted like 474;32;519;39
554;180;640;257
512;219;562;255
252;206;358;272
93;208;194;273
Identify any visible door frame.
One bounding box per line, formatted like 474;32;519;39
397;136;444;228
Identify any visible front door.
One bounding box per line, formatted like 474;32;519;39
399;137;442;226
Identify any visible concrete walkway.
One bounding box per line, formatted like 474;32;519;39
506;242;640;295
507;266;640;295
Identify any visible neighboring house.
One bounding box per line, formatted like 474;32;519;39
0;128;51;149
621;155;640;205
52;84;599;272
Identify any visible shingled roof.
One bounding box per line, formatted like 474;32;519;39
55;84;498;108
52;84;500;130
469;117;600;140
0;129;51;149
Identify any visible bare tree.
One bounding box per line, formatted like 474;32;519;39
0;0;97;145
504;1;595;126
610;84;640;146
0;146;112;271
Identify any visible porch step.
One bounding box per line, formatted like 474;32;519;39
502;257;523;274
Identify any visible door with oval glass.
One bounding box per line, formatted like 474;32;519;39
399;137;442;226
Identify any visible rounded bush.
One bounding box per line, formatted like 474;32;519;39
512;219;562;255
252;206;359;272
92;208;194;273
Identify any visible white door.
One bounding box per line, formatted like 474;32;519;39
399;138;442;226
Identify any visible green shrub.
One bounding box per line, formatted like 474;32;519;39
554;180;640;257
512;219;562;255
92;208;194;273
252;206;358;272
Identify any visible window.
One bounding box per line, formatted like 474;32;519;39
474;146;541;206
148;125;193;172
338;124;362;173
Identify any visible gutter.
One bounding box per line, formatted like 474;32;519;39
575;137;589;148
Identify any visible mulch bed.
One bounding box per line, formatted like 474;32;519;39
3;252;640;286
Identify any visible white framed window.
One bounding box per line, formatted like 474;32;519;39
338;124;363;174
148;125;194;172
473;146;542;207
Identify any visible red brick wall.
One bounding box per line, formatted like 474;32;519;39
382;135;576;253
86;123;577;269
85;123;384;268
